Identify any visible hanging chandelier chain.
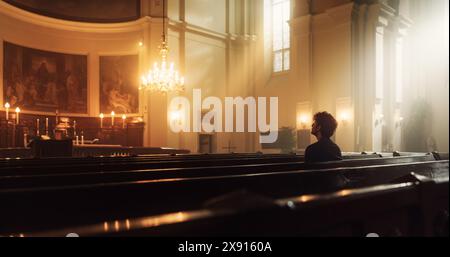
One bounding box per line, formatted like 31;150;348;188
162;0;166;42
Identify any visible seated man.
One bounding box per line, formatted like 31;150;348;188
305;112;342;163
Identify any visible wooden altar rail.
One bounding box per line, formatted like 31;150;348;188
0;146;190;158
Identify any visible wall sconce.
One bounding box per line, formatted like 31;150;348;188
297;114;310;130
375;114;385;127
395;116;404;128
339;111;351;126
138;41;143;47
170;109;183;126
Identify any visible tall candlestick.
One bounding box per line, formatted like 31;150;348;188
15;107;20;125
36;118;40;136
99;113;104;128
4;102;10;121
122;115;126;129
111;111;115;127
45;118;49;135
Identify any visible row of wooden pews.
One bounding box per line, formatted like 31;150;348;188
26;173;448;237
0;152;448;236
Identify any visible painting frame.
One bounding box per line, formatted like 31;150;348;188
99;54;140;115
2;40;89;115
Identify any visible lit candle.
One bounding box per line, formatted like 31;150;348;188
36;118;40;136
15;107;20;125
45;118;49;135
99;113;104;128
4;102;10;121
122;115;126;129
111;111;115;127
75;136;79;145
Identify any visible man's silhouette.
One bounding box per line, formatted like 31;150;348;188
305;112;342;163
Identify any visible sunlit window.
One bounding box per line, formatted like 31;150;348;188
395;38;403;103
272;0;290;73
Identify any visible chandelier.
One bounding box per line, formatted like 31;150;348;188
140;1;185;93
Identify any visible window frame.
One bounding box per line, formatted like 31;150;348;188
271;0;291;74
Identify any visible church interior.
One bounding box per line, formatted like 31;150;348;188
0;0;448;238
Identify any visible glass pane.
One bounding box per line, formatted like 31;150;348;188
273;34;282;51
274;52;283;72
282;0;290;50
272;3;283;51
284;50;290;70
283;0;290;21
283;23;290;49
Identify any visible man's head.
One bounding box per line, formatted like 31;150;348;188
311;112;338;139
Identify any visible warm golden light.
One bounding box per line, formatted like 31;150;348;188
140;0;185;94
340;111;350;123
122;115;127;128
15;107;20;124
111;111;115;126
141;41;185;93
4;102;10;120
297;113;311;129
170;110;181;122
99;113;104;128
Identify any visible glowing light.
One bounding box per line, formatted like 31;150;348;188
140;41;185;93
340;112;350;122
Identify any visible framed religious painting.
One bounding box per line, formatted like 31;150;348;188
3;41;88;114
99;55;139;114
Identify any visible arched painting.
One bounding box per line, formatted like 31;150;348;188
100;55;139;114
3;42;88;114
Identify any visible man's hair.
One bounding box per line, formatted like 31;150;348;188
313;112;338;138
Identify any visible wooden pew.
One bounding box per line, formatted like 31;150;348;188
15;175;449;237
0;152;302;168
0;151;388;170
0;152;386;176
0;154;306;176
0;152;429;177
0;155;437;189
0;160;447;234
